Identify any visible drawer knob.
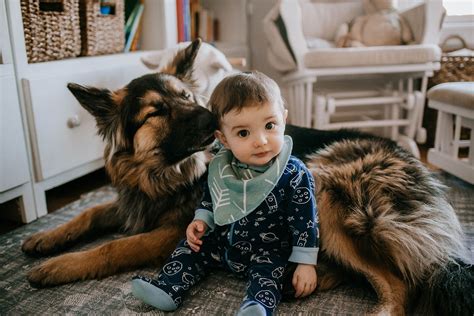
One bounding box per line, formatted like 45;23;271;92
67;115;81;128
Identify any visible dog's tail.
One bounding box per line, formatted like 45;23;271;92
419;259;474;315
310;138;473;314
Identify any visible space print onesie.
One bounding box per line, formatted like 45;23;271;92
132;136;319;315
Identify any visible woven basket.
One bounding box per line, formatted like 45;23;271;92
424;35;474;146
430;35;474;86
79;0;125;56
21;0;82;63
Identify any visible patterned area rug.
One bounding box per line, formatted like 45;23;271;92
0;172;472;315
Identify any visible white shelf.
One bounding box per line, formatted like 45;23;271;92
23;51;151;79
214;41;249;58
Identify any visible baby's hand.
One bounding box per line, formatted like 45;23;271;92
292;264;317;298
186;220;207;252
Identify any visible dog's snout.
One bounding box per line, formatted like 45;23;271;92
196;107;218;131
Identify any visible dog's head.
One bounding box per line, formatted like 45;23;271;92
67;39;217;196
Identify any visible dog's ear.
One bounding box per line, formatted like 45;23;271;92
164;38;201;80
67;83;119;138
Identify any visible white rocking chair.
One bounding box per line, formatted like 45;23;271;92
263;0;445;157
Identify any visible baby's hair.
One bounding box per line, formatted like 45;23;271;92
209;71;284;123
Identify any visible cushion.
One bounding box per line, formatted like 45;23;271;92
427;82;474;111
299;0;364;41
400;3;426;44
262;3;297;72
306;37;336;49
303;44;441;68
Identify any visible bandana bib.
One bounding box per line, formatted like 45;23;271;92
208;135;292;225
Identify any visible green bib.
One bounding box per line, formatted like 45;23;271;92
208;135;292;225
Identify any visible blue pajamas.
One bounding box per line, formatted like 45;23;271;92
133;156;319;315
152;236;289;312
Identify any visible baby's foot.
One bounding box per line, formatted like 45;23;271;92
237;300;267;316
131;275;178;311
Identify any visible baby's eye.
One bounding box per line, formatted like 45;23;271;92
265;122;275;130
238;130;249;138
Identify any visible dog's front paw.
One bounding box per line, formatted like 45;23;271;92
27;263;59;288
22;231;64;256
27;254;80;288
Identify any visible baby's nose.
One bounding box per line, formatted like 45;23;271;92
254;134;268;147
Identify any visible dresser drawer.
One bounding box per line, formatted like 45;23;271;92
0;71;30;191
23;63;149;180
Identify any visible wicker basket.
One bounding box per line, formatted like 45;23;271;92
430;35;474;86
79;0;125;56
424;35;474;146
21;0;82;63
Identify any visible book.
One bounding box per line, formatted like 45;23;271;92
124;2;144;52
183;0;191;41
130;17;143;51
124;2;140;43
176;0;185;42
190;0;200;39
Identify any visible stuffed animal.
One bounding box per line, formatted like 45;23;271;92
335;0;413;48
141;42;233;101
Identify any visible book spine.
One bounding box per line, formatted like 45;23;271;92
124;3;140;43
190;0;200;40
176;0;184;42
183;0;191;42
124;3;144;52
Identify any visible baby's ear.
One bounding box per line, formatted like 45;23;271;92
215;130;230;149
284;109;288;122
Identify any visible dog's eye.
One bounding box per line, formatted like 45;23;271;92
142;103;168;124
181;91;191;100
145;111;162;120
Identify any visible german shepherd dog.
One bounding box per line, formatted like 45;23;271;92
22;39;473;315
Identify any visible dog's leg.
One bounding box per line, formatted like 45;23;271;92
22;202;119;256
347;260;407;316
316;258;347;291
315;187;408;315
325;253;408;314
27;225;182;287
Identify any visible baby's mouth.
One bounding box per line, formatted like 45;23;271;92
254;151;270;158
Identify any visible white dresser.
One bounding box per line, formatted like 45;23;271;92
2;0;151;219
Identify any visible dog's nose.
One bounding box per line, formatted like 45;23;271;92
195;107;218;131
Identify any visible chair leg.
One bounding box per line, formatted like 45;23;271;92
304;81;313;127
313;95;326;129
434;109;443;151
452;115;462;159
397;135;420;158
470;127;474;166
441;113;454;155
415;75;429;143
405;91;424;140
391;101;400;141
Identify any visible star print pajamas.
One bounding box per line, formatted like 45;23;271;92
134;156;319;315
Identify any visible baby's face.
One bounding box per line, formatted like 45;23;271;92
216;101;287;166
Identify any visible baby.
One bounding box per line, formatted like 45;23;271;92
132;71;319;315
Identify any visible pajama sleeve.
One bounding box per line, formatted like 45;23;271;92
285;158;319;265
193;182;216;231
